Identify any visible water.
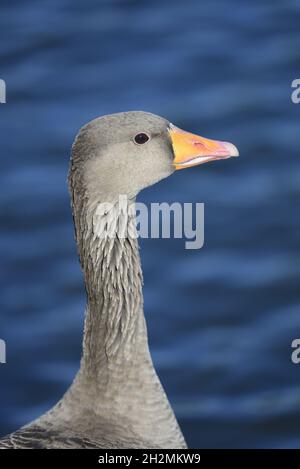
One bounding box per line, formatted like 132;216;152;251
1;0;300;448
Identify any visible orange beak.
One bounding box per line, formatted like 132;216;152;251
168;124;239;170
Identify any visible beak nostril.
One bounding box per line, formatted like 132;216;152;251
193;140;205;148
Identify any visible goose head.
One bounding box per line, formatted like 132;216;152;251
71;111;239;202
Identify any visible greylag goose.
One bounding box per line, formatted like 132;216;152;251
0;111;238;449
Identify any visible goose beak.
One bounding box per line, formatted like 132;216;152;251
168;124;239;170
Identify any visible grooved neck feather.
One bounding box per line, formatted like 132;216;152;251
64;177;187;448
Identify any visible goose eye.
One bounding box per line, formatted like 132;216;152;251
134;133;150;145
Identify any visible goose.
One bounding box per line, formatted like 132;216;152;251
0;111;238;449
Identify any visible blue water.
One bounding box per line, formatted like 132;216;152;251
1;0;300;448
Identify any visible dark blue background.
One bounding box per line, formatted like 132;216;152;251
1;0;300;448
